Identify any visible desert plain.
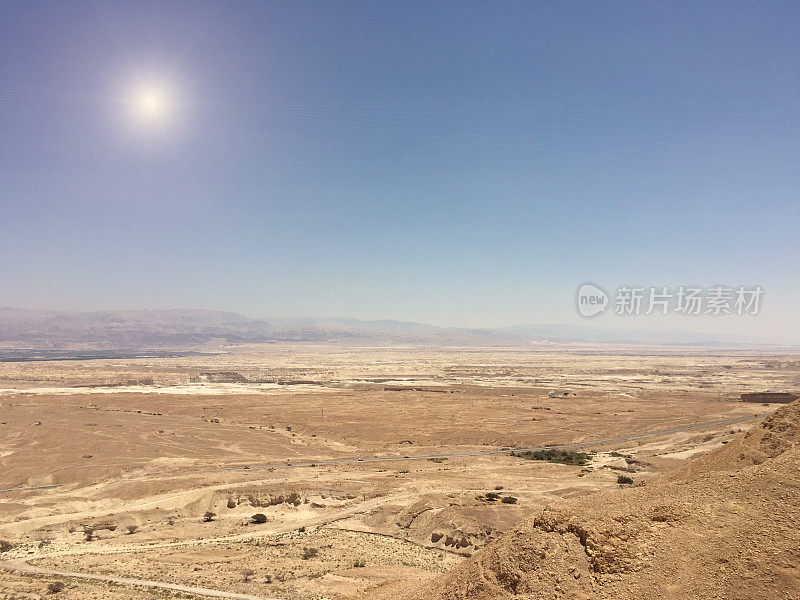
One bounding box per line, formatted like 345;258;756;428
0;345;798;599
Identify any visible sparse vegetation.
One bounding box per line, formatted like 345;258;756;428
353;559;366;567
47;581;66;594
617;475;634;485
242;569;255;582
251;513;268;524
512;448;590;466
477;491;502;502
125;524;138;534
302;546;319;559
203;511;216;522
0;539;14;552
476;490;518;504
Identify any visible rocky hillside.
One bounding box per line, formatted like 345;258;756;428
367;401;800;600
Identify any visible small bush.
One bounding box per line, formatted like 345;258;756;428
203;511;216;522
0;540;14;553
251;514;268;524
485;491;500;500
298;526;306;533
302;547;319;560
501;496;518;504
353;559;366;567
617;475;634;485
47;581;66;594
125;525;138;535
242;569;255;582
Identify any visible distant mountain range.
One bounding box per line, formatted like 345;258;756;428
0;307;775;349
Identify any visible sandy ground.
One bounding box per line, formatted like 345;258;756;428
0;345;797;599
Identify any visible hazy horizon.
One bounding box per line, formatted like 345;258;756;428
2;1;799;343
1;304;796;347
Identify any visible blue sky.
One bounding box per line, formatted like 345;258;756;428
1;1;798;340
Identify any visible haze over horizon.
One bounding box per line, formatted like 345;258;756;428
2;1;799;343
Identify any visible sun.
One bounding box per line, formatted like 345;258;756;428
131;85;171;122
139;90;164;115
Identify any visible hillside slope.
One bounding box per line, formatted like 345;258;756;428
368;401;800;600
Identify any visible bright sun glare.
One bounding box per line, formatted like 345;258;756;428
132;86;170;122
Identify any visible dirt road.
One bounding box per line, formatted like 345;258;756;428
3;557;276;599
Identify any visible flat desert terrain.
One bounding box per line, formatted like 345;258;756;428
0;346;798;599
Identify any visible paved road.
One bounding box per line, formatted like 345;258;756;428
0;412;767;495
223;412;768;472
0;484;62;495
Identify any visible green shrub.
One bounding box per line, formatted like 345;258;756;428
512;449;590;466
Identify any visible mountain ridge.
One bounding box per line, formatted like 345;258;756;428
0;307;781;349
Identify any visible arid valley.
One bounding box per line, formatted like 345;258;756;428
1;346;798;599
4;1;800;597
